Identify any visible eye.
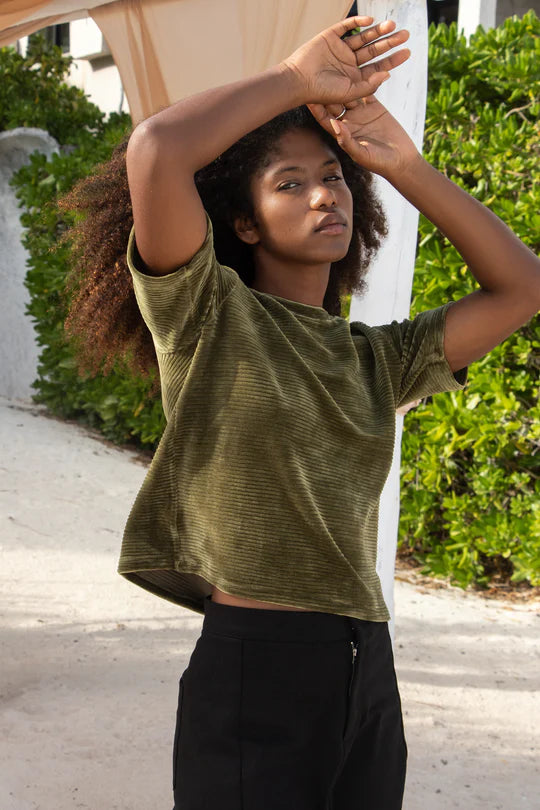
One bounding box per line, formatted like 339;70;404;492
325;174;343;182
277;181;300;191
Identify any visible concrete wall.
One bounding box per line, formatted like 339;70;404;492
0;129;59;401
496;1;540;23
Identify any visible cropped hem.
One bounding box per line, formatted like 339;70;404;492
118;560;391;623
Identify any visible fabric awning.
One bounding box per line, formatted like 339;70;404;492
1;0;352;123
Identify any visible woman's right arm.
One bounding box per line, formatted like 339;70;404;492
126;65;304;274
126;16;410;276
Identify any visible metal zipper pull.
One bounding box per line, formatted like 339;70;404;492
348;641;358;697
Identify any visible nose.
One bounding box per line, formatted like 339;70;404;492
310;182;337;209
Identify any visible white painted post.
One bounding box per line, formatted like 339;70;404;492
0;129;59;401
349;1;429;641
458;0;498;38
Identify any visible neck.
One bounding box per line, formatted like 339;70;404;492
251;251;330;308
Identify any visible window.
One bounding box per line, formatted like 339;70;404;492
427;0;459;25
348;2;459;28
38;23;70;52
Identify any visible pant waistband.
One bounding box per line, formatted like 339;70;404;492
202;594;386;643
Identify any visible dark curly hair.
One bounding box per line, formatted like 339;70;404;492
60;105;387;384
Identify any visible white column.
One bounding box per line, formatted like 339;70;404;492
458;0;497;38
349;0;428;641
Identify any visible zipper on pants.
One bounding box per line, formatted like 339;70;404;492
342;640;358;743
348;641;358;697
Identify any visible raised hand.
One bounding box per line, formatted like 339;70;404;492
282;16;411;108
309;94;421;182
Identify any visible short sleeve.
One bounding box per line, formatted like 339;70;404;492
354;302;468;409
126;212;236;353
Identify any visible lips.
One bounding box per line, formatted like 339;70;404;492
315;214;347;232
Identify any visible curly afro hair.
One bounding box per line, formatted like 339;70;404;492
60;105;387;385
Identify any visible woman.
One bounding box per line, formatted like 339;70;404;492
62;14;540;810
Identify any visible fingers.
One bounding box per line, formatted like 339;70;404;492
341;19;402;50
326;102;348;119
363;69;393;93
343;20;398;47
351;28;410;66
339;20;410;72
323;99;366;119
343;21;411;90
307;103;327;123
309;98;363;119
307;97;378;139
358;47;411;80
329;15;376;38
306;102;331;132
307;102;344;138
328;119;368;164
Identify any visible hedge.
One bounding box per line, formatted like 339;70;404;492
398;14;539;588
5;16;540;588
4;36;164;446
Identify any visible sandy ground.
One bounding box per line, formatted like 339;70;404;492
1;395;539;810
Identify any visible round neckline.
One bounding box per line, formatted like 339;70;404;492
253;289;332;319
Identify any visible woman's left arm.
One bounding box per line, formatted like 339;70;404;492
312;87;540;373
387;156;540;372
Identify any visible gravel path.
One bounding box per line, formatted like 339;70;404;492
1;396;538;809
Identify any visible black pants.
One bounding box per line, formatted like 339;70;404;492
172;595;407;809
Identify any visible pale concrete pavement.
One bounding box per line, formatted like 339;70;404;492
1;396;538;809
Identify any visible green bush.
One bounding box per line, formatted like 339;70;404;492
4;37;166;447
0;34;103;143
398;13;540;589
7;16;540;587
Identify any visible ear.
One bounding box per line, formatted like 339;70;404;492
233;214;260;245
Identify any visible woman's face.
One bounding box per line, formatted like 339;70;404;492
238;128;354;268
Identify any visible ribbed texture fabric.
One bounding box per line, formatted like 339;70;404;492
118;214;468;621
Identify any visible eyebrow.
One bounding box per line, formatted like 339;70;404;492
271;158;339;177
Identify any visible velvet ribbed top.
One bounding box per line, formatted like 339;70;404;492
118;213;467;621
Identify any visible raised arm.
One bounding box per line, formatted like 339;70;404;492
315;96;540;372
126;16;410;275
388;158;540;372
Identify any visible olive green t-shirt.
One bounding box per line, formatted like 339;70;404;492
118;213;467;621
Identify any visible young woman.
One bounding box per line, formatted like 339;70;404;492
62;14;540;810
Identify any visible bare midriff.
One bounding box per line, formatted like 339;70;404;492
211;585;311;611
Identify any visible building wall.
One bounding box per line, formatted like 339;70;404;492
67;18;129;117
18;19;130;118
67;54;128;117
496;0;540;23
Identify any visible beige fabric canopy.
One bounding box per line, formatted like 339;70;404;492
1;0;352;123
